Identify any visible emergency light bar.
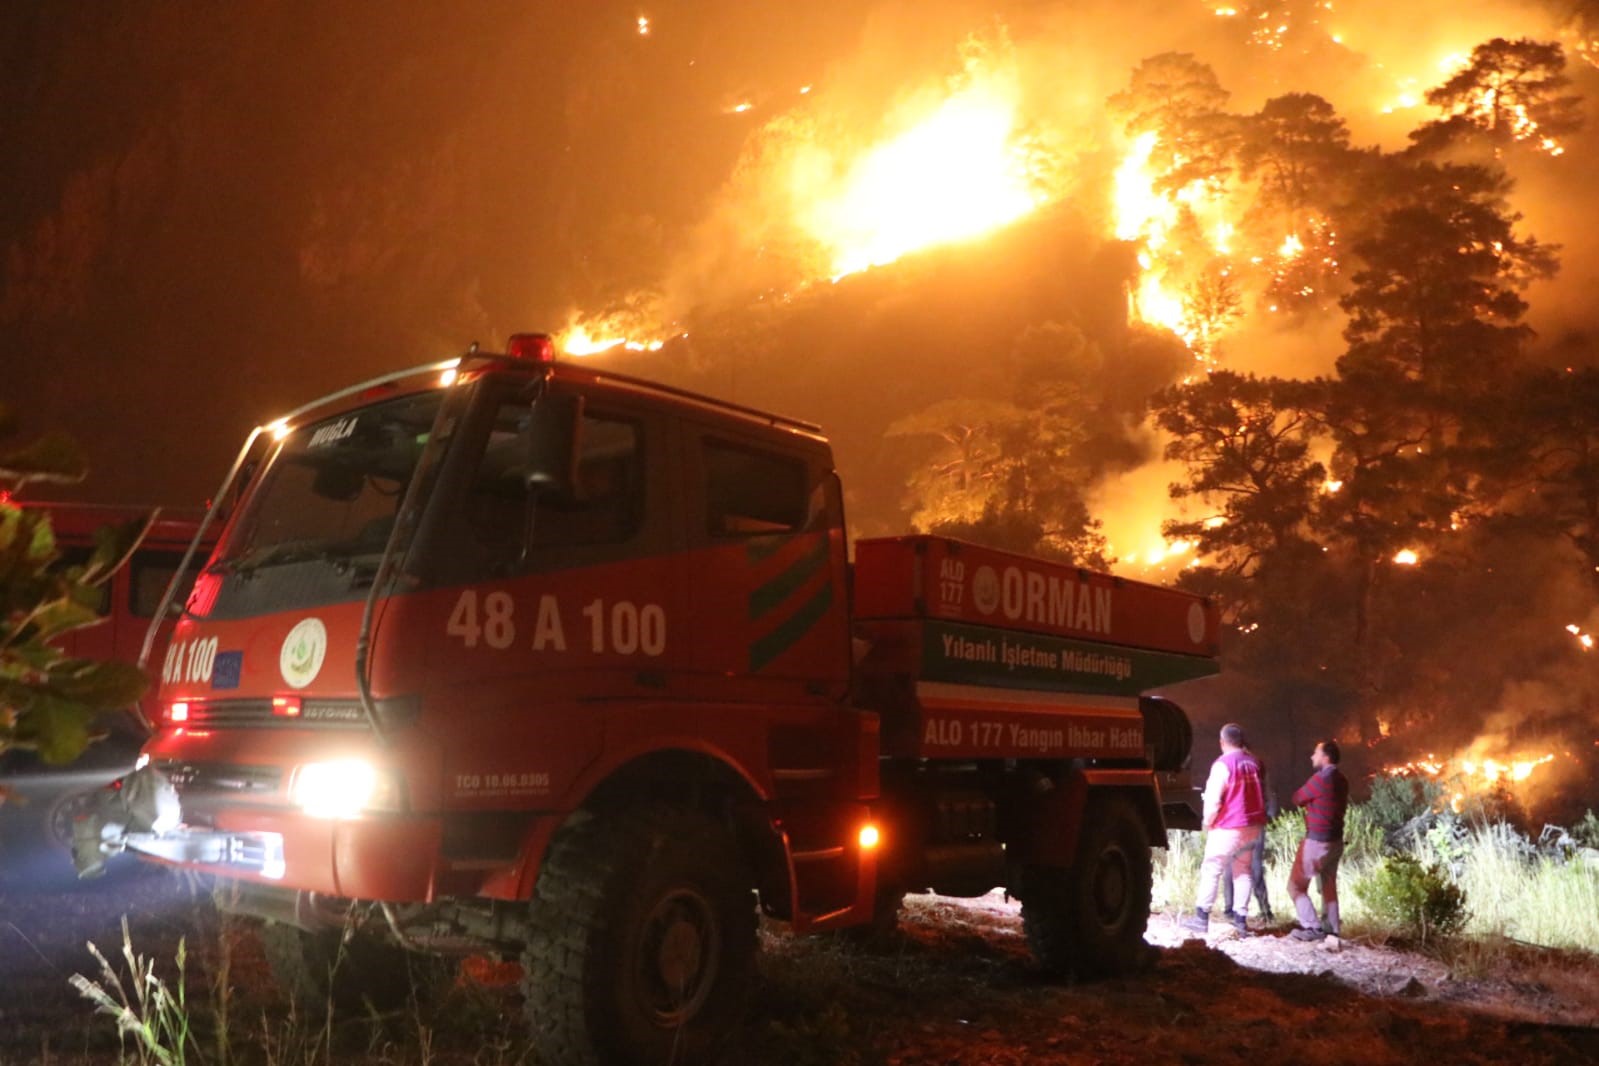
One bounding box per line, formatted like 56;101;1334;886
506;332;557;362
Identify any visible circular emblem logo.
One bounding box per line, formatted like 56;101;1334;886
972;566;1001;616
1187;602;1207;646
280;618;328;689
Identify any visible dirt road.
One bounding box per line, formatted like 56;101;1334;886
0;871;1595;1064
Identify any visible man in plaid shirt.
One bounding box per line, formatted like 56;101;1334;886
1288;739;1349;941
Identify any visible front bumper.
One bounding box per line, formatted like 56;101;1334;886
73;766;442;900
120;826;287;879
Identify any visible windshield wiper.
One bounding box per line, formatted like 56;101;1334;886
223;543;341;577
213;542;386;582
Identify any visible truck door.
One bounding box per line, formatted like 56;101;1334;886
681;425;849;698
409;385;686;809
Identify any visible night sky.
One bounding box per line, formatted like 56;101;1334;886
0;0;876;504
4;0;1598;523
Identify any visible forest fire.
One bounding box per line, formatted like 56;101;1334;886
555;306;684;356
1383;749;1560;814
538;10;1587;596
800;52;1046;280
558;324;669;356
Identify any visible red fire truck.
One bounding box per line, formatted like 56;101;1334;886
79;335;1217;1064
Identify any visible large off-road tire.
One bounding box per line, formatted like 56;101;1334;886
259;921;438;1013
1020;795;1153;978
521;806;758;1066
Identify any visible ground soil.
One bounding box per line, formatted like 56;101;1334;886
0;869;1595;1064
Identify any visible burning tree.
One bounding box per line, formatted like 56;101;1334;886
1107;52;1236;192
1410;37;1584;156
888;322;1107;563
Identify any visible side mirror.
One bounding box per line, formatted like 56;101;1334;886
523;392;583;497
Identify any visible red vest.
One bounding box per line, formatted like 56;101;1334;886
1213;749;1267;829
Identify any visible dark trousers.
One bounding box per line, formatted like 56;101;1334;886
1221;831;1271;917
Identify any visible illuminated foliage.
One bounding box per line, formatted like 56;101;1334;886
889;323;1106;563
1108;52;1236;192
0;408;151;766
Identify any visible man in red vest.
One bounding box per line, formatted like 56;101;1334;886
1182;723;1268;937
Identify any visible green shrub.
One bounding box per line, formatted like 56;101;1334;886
1354;852;1468;943
1364;775;1442;832
1266;809;1304;868
1341;802;1385;867
1574;810;1599;851
1153;829;1205;913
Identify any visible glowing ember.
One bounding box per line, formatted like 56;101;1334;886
1566;624;1595;651
1392;548;1419;565
636;15;650;36
804;61;1044;280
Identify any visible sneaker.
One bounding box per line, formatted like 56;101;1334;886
1220;909;1239;923
1232;912;1249;937
1180;908;1210;934
1289;926;1326;942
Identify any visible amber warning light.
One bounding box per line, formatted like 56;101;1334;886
505;332;557;362
168;701;190;723
272;696;303;718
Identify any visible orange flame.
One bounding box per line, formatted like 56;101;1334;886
803;56;1045;280
1383;749;1561;813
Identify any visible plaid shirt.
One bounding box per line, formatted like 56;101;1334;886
1292;764;1349;842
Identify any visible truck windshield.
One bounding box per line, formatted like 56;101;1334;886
218;391;444;574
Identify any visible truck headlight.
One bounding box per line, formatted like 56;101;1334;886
289;760;402;819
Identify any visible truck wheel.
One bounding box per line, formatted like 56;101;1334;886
1020;795;1152;978
521;806;758;1066
259;921;433;1013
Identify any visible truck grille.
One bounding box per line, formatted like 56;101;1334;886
183;698;368;729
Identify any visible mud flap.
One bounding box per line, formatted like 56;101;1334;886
71;767;181;879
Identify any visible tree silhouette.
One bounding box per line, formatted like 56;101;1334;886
1237;93;1354;233
1410;38;1583;155
1155;371;1324;576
